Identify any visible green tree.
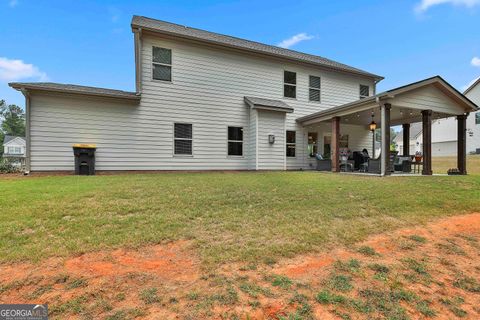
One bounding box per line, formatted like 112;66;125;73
0;100;25;137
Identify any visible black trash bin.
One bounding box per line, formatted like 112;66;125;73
73;144;96;175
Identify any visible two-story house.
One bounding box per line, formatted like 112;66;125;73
2;135;26;166
9;16;478;174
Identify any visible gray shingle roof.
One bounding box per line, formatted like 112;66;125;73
297;76;479;124
3;135;25;144
8;82;140;100
132;16;383;80
244;96;294;113
394;123;423;143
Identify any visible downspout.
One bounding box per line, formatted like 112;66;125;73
133;27;143;94
20;88;31;174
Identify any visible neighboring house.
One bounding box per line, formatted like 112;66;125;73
395;78;480;156
2;135;26;166
394;123;423;155
8;16;479;173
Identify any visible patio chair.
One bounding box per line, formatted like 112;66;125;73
394;156;412;173
389;151;399;172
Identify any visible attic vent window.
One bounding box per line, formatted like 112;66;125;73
284;71;296;98
309;76;321;102
359;85;370;99
152;47;172;81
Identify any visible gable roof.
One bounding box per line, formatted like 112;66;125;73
131;16;383;81
393;123;422;143
244;96;294;113
464;77;480;95
8;82;140;101
3;135;25;145
297;76;480;124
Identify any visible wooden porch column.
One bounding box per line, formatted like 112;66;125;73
402;123;410;156
422;110;432;175
381;103;391;176
457;114;468;175
331;116;340;172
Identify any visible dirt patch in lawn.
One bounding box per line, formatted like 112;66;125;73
1;214;480;319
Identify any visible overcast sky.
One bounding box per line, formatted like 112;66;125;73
1;0;479;107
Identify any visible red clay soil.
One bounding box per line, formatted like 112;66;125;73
1;213;480;319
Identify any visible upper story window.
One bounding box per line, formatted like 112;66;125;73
284;71;296;98
152;47;172;82
228;126;243;156
174;123;192;155
359;85;370;99
286;131;296;157
476;112;480;125
7;146;22;154
309;76;321;102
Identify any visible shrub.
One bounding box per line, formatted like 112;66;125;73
0;158;21;173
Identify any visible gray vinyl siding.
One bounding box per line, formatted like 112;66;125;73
257;110;285;170
28;33;375;171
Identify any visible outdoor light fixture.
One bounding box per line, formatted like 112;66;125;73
369;114;377;131
369;113;377;159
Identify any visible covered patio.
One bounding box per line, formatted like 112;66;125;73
297;76;479;176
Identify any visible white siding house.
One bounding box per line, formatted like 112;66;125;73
2;135;26;167
3;136;26;158
9;16;477;174
9;16;381;172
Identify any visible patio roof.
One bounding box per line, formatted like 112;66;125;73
297;76;479;127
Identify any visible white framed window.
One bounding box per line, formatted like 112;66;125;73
286;130;296;157
284;71;296;98
476;112;480;125
227;126;243;156
174;123;192;155
152;47;172;81
7;146;21;154
309;75;321;102
359;84;370;99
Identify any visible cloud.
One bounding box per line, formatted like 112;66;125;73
9;0;18;8
277;33;314;49
415;0;480;13
471;56;480;67
461;76;480;91
0;57;48;82
108;7;121;23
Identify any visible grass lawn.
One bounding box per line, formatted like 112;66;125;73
1;167;480;266
433;154;480;174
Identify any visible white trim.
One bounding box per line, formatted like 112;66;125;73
173;122;193;156
283;70;297;99
226;125;244;157
359;84;370;99
152;46;173;83
286;129;297;159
